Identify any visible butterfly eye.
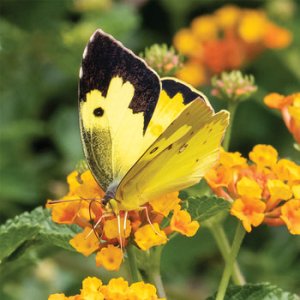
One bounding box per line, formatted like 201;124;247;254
94;107;104;117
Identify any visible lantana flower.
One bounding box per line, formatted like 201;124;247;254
281;200;300;235
48;276;165;300
205;145;300;234
134;223;168;251
140;44;183;77
169;207;200;237
264;92;300;145
95;245;123;271
211;71;257;103
173;5;292;86
47;170;199;271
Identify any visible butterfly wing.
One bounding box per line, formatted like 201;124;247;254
142;77;212;143
116;99;229;210
79;29;161;191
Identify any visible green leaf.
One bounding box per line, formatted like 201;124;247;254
183;195;230;223
0;207;80;262
207;283;300;300
179;180;210;199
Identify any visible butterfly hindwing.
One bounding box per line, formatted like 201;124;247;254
141;78;209;148
116;97;229;210
79;29;161;190
161;77;208;104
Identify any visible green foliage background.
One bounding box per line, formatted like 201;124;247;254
0;0;299;299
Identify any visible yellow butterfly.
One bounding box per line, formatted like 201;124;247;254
79;29;229;213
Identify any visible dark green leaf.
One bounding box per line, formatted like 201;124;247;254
0;207;80;262
207;283;300;300
183;195;230;222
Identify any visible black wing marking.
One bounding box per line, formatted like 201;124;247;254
79;29;161;130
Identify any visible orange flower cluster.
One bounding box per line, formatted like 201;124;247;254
205;145;300;234
48;276;165;300
264;92;300;145
47;170;199;271
173;5;292;86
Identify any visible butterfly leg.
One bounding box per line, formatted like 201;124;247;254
117;213;124;251
140;206;166;238
123;210;128;233
85;212;113;239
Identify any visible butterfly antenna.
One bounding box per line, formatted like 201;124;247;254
88;199;95;223
84;197;106;240
85;200;99;240
85;201;99;240
48;197;103;205
141;206;165;238
87;199;114;239
47;198;84;204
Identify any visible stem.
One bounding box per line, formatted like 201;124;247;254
223;101;238;151
126;245;141;282
209;223;245;285
149;271;166;298
216;222;246;300
147;247;166;298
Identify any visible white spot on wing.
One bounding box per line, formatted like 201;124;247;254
79;67;83;78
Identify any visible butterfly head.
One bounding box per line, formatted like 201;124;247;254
102;182;121;214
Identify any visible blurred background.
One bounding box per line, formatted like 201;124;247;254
0;0;299;299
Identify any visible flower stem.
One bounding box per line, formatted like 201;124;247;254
149;271;166;298
223;101;238;151
147;246;166;298
209;223;245;285
126;245;141;282
216;222;246;300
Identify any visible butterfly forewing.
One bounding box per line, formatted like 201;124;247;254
79;30;161;191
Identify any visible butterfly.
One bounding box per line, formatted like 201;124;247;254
79;29;229;214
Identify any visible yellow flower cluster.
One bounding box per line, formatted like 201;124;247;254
48;276;165;300
264;92;300;145
205;145;300;234
173;5;292;86
47;170;199;271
